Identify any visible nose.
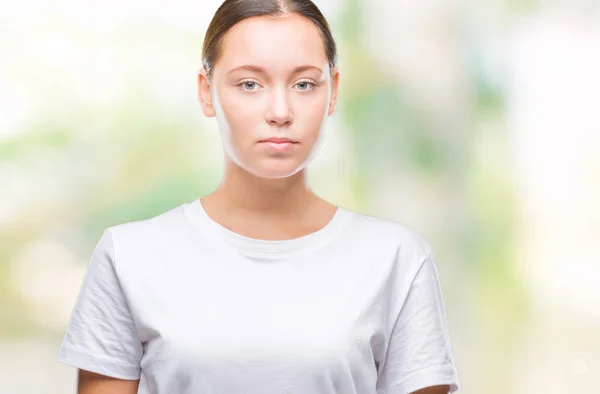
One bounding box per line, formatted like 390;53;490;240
265;88;293;127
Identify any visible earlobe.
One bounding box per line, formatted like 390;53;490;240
204;100;216;117
327;88;338;115
327;101;337;116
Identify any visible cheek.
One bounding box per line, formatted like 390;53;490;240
219;97;263;137
293;94;329;132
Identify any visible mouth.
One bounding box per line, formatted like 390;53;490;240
258;138;298;153
259;137;298;144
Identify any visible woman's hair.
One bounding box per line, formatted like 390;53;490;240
202;0;337;81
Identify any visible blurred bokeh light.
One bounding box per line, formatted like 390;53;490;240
1;0;599;393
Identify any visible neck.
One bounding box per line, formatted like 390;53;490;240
211;161;319;216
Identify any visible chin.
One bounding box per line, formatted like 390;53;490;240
247;160;305;179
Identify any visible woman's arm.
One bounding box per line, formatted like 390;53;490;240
57;230;144;387
413;385;451;394
376;249;460;394
78;369;140;394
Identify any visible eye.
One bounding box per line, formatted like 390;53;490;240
239;80;261;91
295;80;317;91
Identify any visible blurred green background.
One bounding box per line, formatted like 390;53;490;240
1;0;599;393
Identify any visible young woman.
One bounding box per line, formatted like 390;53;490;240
57;1;461;393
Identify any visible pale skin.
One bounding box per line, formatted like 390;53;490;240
197;12;340;240
76;12;450;394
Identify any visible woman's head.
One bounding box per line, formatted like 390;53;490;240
197;0;339;179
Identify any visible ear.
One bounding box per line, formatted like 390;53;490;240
198;68;216;117
327;67;340;116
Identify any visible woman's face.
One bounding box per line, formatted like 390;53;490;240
198;13;339;179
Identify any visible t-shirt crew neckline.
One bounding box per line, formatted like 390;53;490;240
183;198;353;258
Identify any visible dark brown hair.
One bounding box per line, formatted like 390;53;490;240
202;0;337;81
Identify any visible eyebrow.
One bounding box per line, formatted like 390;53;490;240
227;65;323;76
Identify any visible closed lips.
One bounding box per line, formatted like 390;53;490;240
260;138;297;143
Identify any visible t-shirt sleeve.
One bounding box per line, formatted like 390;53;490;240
56;228;143;380
376;249;460;394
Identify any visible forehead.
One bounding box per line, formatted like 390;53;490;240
217;13;328;71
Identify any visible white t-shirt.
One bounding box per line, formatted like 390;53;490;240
57;198;460;394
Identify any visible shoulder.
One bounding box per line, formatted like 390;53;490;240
103;201;191;254
342;207;433;258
